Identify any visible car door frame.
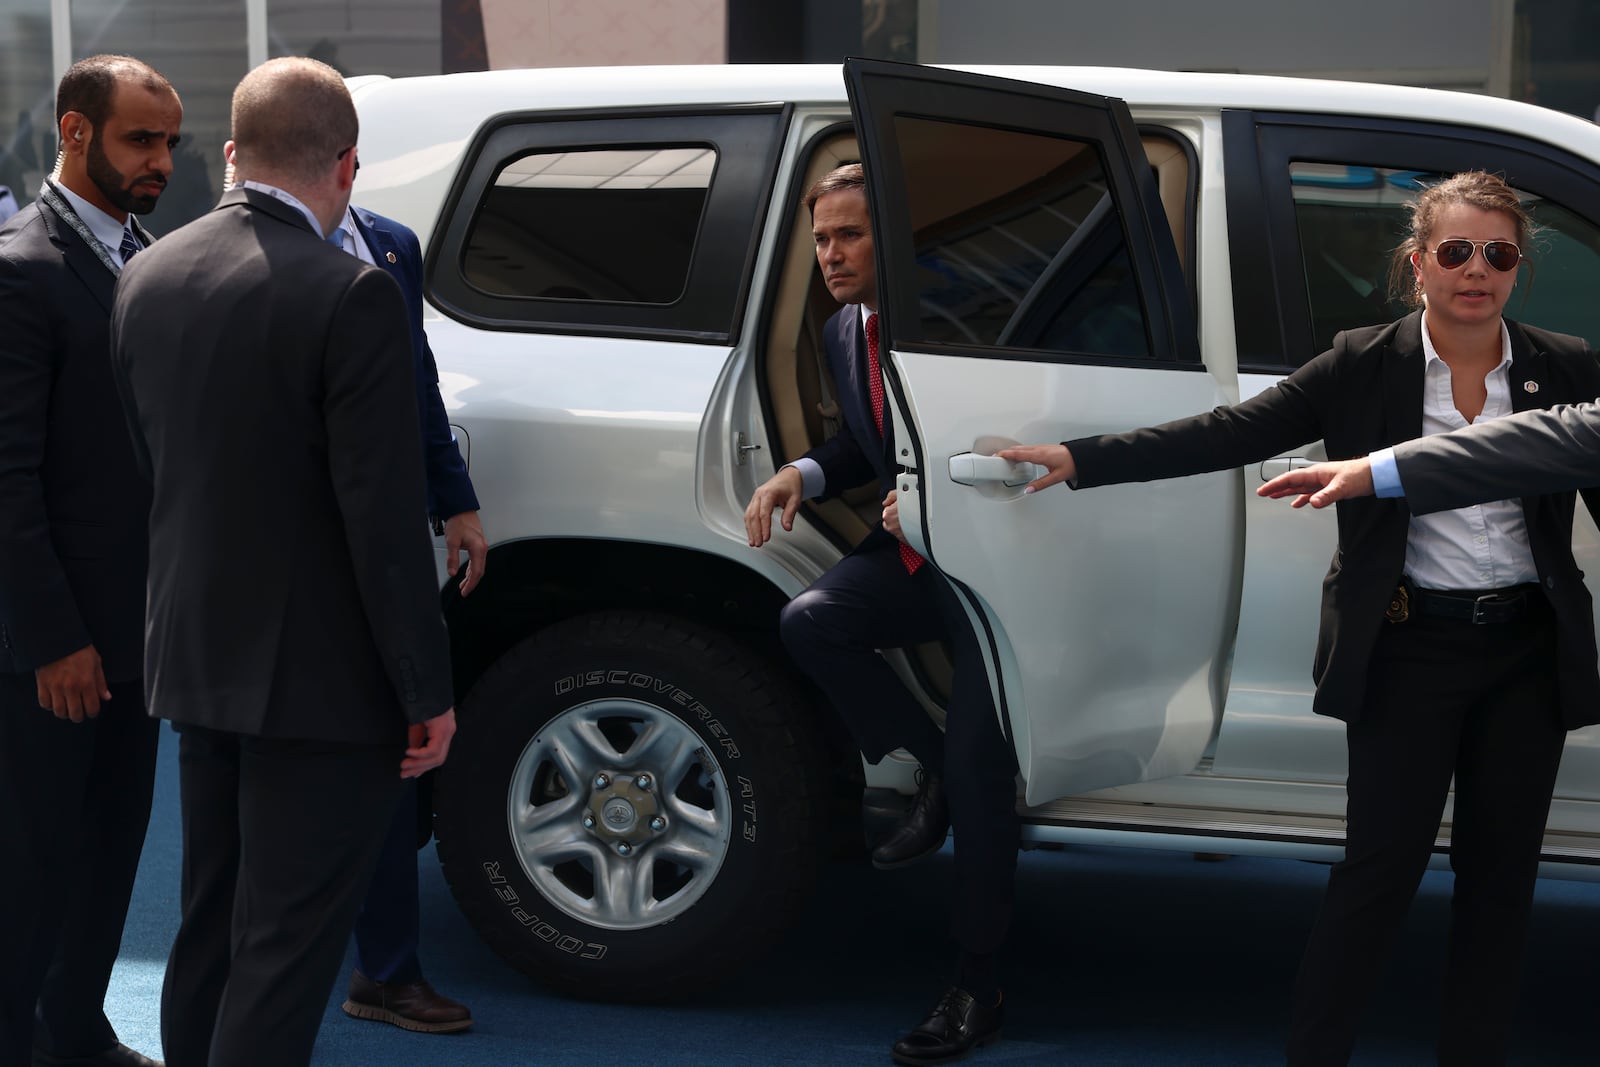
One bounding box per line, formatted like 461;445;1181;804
843;58;1235;801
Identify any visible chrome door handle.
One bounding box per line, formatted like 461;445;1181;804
1258;457;1312;482
949;453;1033;486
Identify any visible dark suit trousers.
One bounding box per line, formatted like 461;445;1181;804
0;673;158;1065
351;779;424;985
1287;601;1566;1067
779;532;1021;955
160;725;404;1067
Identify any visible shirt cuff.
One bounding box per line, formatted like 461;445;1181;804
1368;447;1404;498
785;458;824;500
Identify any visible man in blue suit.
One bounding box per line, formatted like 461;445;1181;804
742;165;1015;1067
331;202;484;1034
230;137;488;1033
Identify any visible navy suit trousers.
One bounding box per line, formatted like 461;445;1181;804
351;779;424;985
779;531;1020;955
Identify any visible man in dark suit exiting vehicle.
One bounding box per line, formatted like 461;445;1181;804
744;164;1016;1066
0;54;180;1067
109;57;457;1067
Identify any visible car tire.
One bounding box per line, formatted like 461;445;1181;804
434;609;825;1001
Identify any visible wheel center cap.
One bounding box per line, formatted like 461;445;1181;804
602;797;637;831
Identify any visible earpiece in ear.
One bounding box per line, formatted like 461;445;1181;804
73;132;82;142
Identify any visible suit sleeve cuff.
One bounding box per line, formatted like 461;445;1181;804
786;458;824;499
1368;447;1404;498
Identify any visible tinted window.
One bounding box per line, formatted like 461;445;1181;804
429;109;784;342
1290;162;1600;350
894;116;1149;359
463;146;714;304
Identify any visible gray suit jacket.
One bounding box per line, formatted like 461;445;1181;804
109;188;452;743
1396;401;1600;515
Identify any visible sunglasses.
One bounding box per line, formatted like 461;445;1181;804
1425;239;1523;272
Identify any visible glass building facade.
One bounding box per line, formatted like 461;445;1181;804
1;0;1596;234
0;0;443;230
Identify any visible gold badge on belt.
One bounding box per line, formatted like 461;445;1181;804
1384;582;1410;624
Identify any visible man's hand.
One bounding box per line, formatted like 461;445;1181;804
996;444;1076;494
35;644;111;722
882;489;906;543
744;465;804;547
402;708;456;778
1256;458;1375;509
444;510;487;596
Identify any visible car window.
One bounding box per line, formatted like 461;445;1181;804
1290;162;1600;350
892;116;1151;360
427;108;784;343
463;146;714;304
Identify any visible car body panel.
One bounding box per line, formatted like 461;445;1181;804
353;61;1600;873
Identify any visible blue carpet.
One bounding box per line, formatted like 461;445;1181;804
104;726;1600;1065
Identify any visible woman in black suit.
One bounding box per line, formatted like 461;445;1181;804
1001;171;1600;1066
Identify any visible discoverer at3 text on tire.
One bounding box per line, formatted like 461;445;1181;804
433;610;826;1000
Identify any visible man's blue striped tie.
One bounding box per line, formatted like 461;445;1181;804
118;227;140;264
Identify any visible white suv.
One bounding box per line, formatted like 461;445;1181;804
349;60;1600;1000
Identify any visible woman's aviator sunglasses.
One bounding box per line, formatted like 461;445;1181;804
1425;239;1523;272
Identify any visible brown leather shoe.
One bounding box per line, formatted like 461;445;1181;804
342;970;473;1033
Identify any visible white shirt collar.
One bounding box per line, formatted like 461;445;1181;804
240;180;327;238
1418;311;1512;371
54;181;131;258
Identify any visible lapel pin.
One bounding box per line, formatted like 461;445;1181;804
1523;380;1539;393
385;251;397;263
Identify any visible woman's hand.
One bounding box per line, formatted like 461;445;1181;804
996;444;1075;494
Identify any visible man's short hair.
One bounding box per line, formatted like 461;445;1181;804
230;57;356;186
804;163;866;214
56;55;174;128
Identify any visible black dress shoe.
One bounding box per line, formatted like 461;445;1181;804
342;969;473;1033
31;1043;163;1067
872;772;949;869
891;986;1004;1065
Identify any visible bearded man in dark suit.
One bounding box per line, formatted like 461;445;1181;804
108;57;456;1067
0;54;180;1067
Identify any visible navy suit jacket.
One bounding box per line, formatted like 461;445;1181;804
803;304;896;500
350;207;479;522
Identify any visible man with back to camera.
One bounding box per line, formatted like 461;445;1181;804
744;164;1018;1066
0;54;180;1067
109;57;457;1066
225;132;488;1033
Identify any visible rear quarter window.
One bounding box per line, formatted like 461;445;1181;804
427;108;786;343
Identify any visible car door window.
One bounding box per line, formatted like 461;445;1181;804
1290;162;1600;351
1225;112;1600;370
893;117;1149;358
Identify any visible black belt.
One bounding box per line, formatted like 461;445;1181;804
1409;584;1535;625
